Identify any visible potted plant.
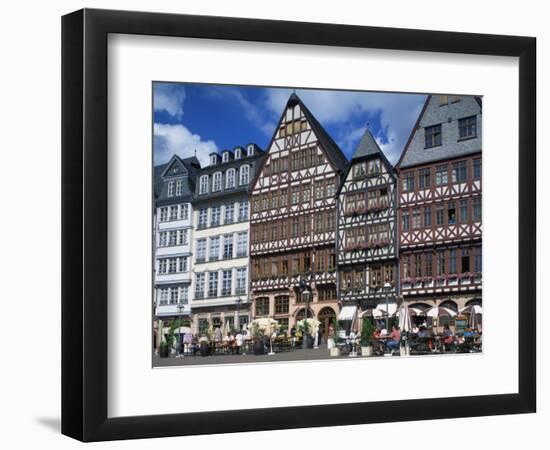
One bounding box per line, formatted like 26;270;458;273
329;320;341;357
159;341;170;358
360;319;375;357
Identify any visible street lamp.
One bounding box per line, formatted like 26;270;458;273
301;281;311;350
383;282;392;330
176;304;185;357
235;296;241;333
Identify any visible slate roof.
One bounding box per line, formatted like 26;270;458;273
397;95;482;169
154;155;201;206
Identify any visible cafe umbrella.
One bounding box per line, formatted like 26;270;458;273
398;306;413;332
460;304;483;327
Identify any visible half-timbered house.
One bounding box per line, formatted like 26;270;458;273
336;128;398;315
396;94;482;319
249;94;348;335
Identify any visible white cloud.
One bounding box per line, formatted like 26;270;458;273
153;84;186;118
154;123;217;167
264;89;426;164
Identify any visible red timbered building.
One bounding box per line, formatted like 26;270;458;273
249;94;348;335
396;94;482;317
336;129;398;313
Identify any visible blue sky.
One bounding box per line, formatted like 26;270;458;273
153;82;427;168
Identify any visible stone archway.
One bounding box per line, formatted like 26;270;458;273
318;307;336;338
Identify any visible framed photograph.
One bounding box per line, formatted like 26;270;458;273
62;8;536;442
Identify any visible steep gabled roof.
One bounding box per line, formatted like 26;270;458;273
291;94;348;174
396;94;482;169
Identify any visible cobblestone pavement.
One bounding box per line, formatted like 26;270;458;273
152;344;381;367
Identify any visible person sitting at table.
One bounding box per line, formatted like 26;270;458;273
412;325;419;335
386;326;401;352
464;328;475;338
380;327;388;337
442;324;454;351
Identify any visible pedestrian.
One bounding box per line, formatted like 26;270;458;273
235;332;243;354
317;325;323;345
386;326;401;353
290;326;296;347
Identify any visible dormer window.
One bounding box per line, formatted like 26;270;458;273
167;181;175;197
225;168;236;189
222;152;229;163
247;145;254;157
212;172;222;192
234;148;242;159
199;175;209;195
210;154;218;165
239;165;250;185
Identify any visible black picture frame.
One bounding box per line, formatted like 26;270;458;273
62;8;536;442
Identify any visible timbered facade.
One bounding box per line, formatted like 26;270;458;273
249;94;348;334
336;129;398;309
397;94;482;314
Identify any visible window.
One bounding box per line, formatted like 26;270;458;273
225;168;236;189
437;250;446;275
208;272;218;297
424;206;432;228
169;205;178;221
447;202;456;225
239;165;249;185
247;145;255;156
302;184;311;203
212;172;222;192
412;208;421;229
224;203;234;224
234;148;242;159
425;253;433;277
198;208;208;228
401;210;410;231
459;115;477;139
196;239;206;262
473;197;482;221
419;168;431;189
209;237;220;260
452;161;467;183
402;256;410;279
368;159;381;175
274;296;289;314
473;158;482;180
449;248;457;274
210;154;218;165
461;248;470;273
459;199;468;223
211;206;221;226
291;218;299;238
425;124;442;148
256;297;269;316
236;268;247;294
436;204;445;225
222;152;230;163
280;189;287;207
159;207;168;222
238;200;248;220
435;164;448;185
195;273;205;298
167;181;175;197
353;162;366;179
291;186;300;205
157;257;187;274
326;182;335;198
199;175;209;195
271;191;278;208
223;234;233;259
179;204;189;220
178;257;188;272
474;246;482;273
315;182;324;200
402;172;415;192
170;288;178;305
237;232;248;257
175;179;183;196
158;288;169;305
415;254;422;277
221;270;232;295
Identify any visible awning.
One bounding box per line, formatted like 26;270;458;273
338;305;357;321
375;303;398;316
